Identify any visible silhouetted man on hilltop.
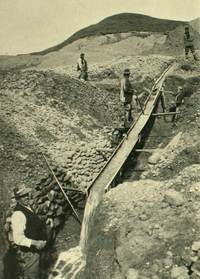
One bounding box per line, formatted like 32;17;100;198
184;26;198;61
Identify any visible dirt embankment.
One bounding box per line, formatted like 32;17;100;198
0;69;118;276
0;56;170;276
81;65;200;279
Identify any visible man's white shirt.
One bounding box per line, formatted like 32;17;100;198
11;210;32;247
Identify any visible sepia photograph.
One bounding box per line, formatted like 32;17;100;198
0;0;200;278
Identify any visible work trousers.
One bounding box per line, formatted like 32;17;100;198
16;250;40;279
124;102;133;128
3;247;41;279
79;70;88;81
185;45;198;61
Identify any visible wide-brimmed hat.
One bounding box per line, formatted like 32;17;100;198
124;68;130;75
12;184;32;199
170;102;176;107
178;86;183;91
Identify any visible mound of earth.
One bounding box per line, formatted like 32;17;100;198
37;35;169;68
0;69;120;196
85;165;200;279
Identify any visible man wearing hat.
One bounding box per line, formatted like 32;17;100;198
120;68;145;128
5;185;47;279
77;53;88;81
183;26;198;61
120;68;134;128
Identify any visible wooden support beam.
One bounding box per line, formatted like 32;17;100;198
148;135;170;137
132;169;147;172
135;148;162;153
152;112;180;116
42;154;81;225
163;90;174;94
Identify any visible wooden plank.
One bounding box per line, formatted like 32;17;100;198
80;63;176;252
87;63;176;194
152;112;180;116
135;149;162;152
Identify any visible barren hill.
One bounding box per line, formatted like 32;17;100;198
1;14;199;72
32;13;186;55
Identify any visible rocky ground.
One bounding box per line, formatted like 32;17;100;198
81;61;200;279
0;55;171;277
0;49;199;278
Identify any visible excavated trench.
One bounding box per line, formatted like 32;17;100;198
122;73;200;183
67;74;200;279
2;70;198;279
46;72;195;278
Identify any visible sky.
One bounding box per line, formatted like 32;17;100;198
0;0;199;55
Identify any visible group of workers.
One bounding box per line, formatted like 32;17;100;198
77;26;198;128
3;26;198;279
77;26;198;81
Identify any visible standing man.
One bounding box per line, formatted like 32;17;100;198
183;26;198;61
120;68;134;128
77;53;88;81
120;68;144;128
4;185;47;279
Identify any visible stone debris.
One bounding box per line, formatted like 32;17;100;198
192;261;200;277
164;189;185;207
171;266;190;279
28;165;86;235
192;242;200;252
126;268;139;279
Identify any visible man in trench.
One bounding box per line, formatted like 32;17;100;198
120;68;144;128
169;86;185;123
169;82;197;123
77;53;88;81
4;185;47;279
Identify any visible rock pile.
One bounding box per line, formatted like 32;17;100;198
0;69;121;127
6;165;86;243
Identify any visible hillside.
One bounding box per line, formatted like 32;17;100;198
0;56;171;276
1;14;199;72
32;13;186;55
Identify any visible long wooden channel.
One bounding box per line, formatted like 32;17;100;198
80;63;176;252
87;62;176;194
